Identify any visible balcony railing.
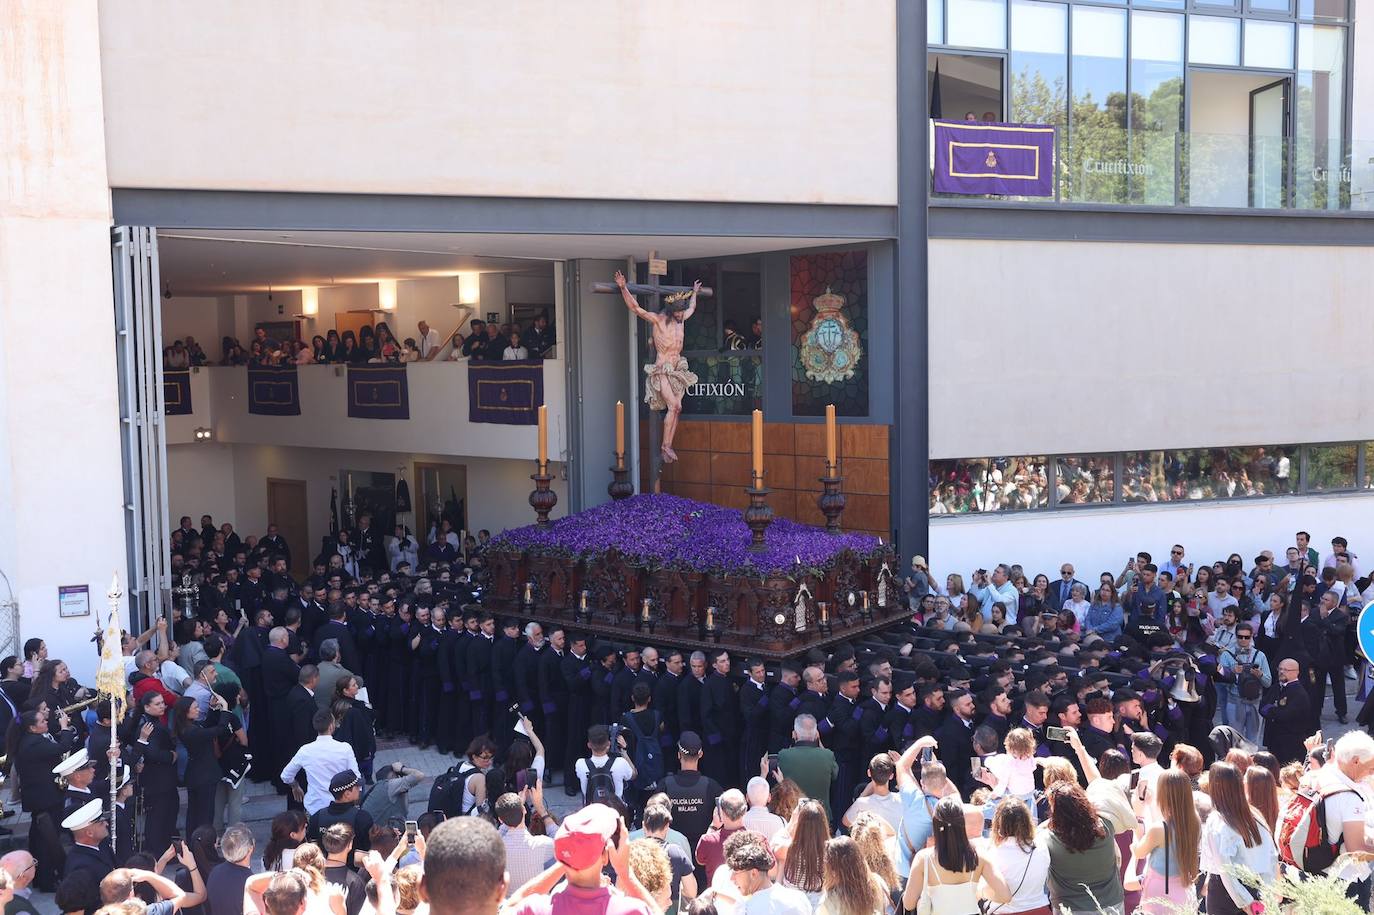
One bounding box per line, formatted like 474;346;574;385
931;123;1374;212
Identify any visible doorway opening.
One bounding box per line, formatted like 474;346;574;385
1187;70;1291;207
929;53;1004;123
266;478;309;580
415;462;468;546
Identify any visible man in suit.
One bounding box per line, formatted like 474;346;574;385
699;650;742;787
611;648;653;718
313;640;353;710
490;618;523;746
465;613;499;737
677;652;708;737
654;651;685;764
589;645;618;727
1263;658;1312;764
767;665;803;753
315;604;359;674
260;523;291;569
1048;564;1088;612
911;683;945;739
935;688;979;799
739;659;771;779
886;674;919;751
286;666;322;787
435;609;462;755
1312;590;1351;723
261;627;302;784
512;622;546;733
353;514;382;577
538;627;568;781
560;634;593;796
857;676;894;762
821;671;864;816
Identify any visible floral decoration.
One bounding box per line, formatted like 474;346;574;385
491;493;881;577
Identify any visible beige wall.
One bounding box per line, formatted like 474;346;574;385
0;0;129;677
928;238;1374;459
97;0;897;205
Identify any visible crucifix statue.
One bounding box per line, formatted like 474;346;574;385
593;266;713;473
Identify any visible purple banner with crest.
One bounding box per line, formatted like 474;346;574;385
933;121;1056;197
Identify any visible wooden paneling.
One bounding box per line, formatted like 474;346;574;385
639;418;891;535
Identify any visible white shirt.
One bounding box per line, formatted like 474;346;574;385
503;346;529;360
418;328;442;358
741;883;813;915
988;839;1051;912
742;805;787;839
1319;765;1371;879
1201;811;1276;906
280;735;360;814
843;791;904;831
574;753;634;799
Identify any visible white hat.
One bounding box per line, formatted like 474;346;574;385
52;748;93;779
61;798;103;831
112;765;133;792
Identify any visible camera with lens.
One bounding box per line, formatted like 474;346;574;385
608;723;622;749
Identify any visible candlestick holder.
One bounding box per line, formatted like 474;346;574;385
522;581;536;612
817;601;833;637
702;606;722;642
529;463;558;526
608;456;634;500
744;482;773;553
818;467;846;533
574;590;590;624
859;589;873;623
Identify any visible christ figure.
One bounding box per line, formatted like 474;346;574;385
615;270;701;464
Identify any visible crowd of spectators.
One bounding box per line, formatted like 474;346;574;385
6;518;1374;915
163;314;555;371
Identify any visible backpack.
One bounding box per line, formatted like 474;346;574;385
583;756;618;807
1276;784;1358;873
622;711;664;787
429;763;502;818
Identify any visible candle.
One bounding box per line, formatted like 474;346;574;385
580;590;588;610
705;607;715;631
820;601;829;622
641;599;651;622
615;400;625;466
537;405;548;470
861;590;869;610
751;409;764;485
825;404;837;471
524;582;533;603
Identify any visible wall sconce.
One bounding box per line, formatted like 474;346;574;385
377;279;398;312
193;427;213;442
458;273;480;306
300;286;319;317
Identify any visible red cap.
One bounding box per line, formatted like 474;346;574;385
554;803;620;870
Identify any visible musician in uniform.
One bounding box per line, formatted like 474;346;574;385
1262;657;1311;765
61;798;114;880
54;748;98;819
10;707;77;890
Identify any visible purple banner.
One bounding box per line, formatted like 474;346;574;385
933;121;1056;197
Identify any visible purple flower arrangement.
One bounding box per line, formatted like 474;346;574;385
491;493;882;577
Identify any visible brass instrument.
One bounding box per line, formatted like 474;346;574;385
59;696;99;716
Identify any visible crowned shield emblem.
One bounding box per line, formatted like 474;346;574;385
985;150;999;168
800;287;862;383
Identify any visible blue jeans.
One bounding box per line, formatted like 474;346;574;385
1229;698;1262;746
1215;683;1235;726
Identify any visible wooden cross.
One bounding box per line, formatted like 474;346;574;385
589;253;716;493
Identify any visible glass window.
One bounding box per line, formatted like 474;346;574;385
1055;455;1116;504
789;251;869;417
1364;443;1374;490
1298;0;1347;19
1189;16;1241;66
1249;0;1292;12
1244;20;1294;69
1009;0;1068;126
929;458;1048;513
930;0;945;45
1295;24;1346;209
1306;443;1357;491
1068;6;1129;202
1129;11;1184;203
948;0;1007;49
1132;0;1185;8
1196;0;1238;7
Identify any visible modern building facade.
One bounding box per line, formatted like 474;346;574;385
3;0;1372;671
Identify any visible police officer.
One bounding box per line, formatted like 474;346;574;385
1262;657;1312;765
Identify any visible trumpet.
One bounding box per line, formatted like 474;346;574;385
58;696;99;717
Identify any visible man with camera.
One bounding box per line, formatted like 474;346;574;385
1220;622;1271;745
574;725;636;808
969;564;1020;626
494;788;556;894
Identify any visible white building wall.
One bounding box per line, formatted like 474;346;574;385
0;0;128;678
96;0;898;205
928;238;1374;459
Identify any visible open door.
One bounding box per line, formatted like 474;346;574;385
1249;78;1290;208
112;227;172;629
